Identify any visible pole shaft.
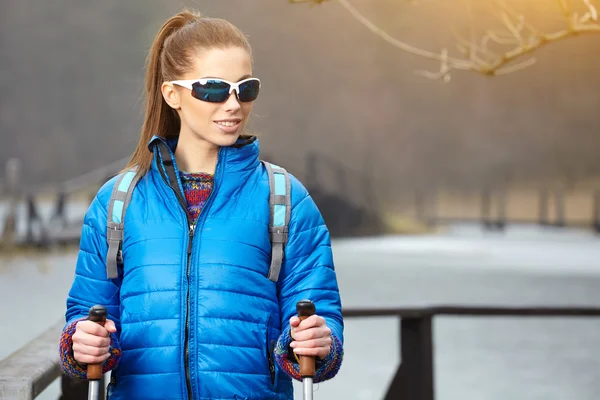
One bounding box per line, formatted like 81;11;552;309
88;380;100;400
303;378;313;400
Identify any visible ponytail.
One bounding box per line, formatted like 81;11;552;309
124;10;200;176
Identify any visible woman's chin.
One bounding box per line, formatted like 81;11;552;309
210;132;241;147
188;130;241;148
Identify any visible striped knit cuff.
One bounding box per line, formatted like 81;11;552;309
274;325;343;383
59;318;122;379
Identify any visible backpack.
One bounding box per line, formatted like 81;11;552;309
105;161;291;283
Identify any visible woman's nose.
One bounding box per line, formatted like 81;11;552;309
223;91;242;111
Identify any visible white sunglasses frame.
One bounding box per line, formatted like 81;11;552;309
170;77;261;101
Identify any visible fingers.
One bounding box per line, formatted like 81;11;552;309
73;346;111;365
290;315;325;336
291;318;331;342
290;337;331;350
289;316;300;327
290;336;332;359
72;320;114;364
295;315;325;331
77;320;110;337
104;319;117;333
292;325;332;342
73;330;111;348
72;342;111;364
289;313;332;360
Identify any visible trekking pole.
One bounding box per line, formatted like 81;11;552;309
296;300;316;400
87;305;107;400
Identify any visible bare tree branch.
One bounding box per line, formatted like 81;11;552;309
289;0;600;80
581;0;599;22
494;0;543;36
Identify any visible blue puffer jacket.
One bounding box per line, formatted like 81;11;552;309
63;136;343;400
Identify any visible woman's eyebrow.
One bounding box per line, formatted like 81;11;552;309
200;74;253;81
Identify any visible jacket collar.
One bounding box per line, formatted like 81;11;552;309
147;134;261;176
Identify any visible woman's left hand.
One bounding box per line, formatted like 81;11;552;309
289;315;332;360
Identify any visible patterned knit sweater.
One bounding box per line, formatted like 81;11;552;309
59;171;343;384
180;171;214;224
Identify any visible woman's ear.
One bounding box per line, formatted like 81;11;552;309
161;82;181;110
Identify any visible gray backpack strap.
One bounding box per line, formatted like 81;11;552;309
262;161;291;283
106;169;140;279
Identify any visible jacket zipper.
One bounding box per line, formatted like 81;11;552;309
158;148;223;400
187;157;221;398
159;171;194;399
266;315;275;386
184;223;194;400
269;339;276;386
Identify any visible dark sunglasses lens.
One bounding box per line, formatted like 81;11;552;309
237;79;260;102
191;80;231;102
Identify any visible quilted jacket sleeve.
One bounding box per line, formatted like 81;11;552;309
59;183;123;379
273;177;344;383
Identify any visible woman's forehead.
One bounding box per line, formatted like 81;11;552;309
186;47;252;80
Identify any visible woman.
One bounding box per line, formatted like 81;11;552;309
58;8;344;400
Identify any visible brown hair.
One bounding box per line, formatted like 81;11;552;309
125;8;253;177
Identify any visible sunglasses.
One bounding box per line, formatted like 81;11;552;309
170;77;261;103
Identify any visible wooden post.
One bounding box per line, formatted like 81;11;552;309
50;191;67;229
554;190;565;227
416;189;436;226
305;152;318;188
497;189;507;231
539;188;549;226
415;190;426;221
337;164;348;199
481;188;491;229
593;190;600;234
385;316;435;400
1;158;20;251
425;188;438;227
482;188;507;231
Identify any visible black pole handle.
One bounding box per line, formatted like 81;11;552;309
296;299;316;318
88;305;107;323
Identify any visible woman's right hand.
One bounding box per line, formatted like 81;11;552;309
72;319;117;365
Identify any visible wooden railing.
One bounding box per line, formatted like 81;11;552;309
343;306;600;399
0;320;64;399
2;306;600;400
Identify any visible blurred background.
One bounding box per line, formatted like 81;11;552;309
1;0;599;399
